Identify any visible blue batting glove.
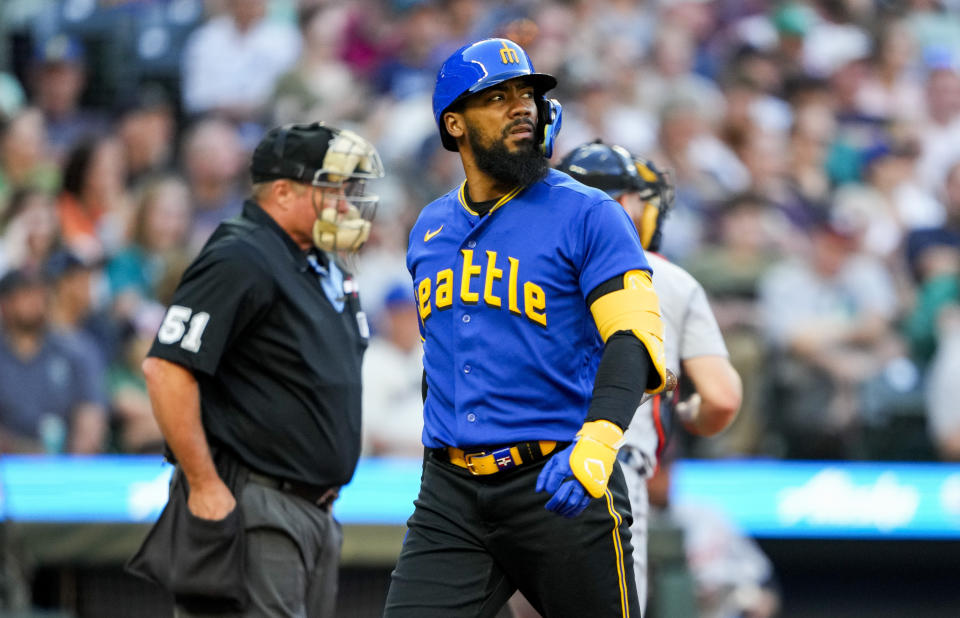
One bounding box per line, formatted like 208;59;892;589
535;443;594;518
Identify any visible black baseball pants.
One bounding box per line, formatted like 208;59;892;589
384;449;640;618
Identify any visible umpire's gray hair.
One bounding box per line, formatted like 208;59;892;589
251;180;306;202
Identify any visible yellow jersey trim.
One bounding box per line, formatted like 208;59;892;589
604;489;630;618
457;182;523;217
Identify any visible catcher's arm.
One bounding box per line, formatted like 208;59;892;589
676;356;741;436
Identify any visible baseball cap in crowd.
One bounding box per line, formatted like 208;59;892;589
43;250;92;282
0;268;46;298
811;209;859;242
383;282;415;311
32;34;86;66
773;2;815;37
114;83;173;118
859;138;919;176
906;228;960;278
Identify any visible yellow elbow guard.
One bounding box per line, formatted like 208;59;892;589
589;270;667;393
570;420;624;498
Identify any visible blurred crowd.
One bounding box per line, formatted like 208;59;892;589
1;0;960;465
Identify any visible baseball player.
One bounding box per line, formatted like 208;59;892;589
383;38;667;618
557;141;743;611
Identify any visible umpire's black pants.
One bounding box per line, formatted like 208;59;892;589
384;449;640;618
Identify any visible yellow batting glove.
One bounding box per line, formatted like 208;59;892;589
569;420;624;498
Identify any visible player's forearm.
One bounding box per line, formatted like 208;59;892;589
586;332;650;429
688;395;739;436
142;356;220;489
682;356;742;436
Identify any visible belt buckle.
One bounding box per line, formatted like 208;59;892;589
463;451;484;475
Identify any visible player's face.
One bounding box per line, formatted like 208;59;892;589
458;78;549;187
462;78;538;154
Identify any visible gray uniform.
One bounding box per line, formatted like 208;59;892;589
620;252;729;609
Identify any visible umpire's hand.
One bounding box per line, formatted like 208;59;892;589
188;477;237;520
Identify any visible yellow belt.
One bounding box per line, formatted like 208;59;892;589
446;440;557;475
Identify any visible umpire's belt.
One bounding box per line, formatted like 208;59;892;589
246;471;339;512
442;440;558;475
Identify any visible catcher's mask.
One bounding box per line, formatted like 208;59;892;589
250;122;384;252
433;38;563;158
556;140;674;251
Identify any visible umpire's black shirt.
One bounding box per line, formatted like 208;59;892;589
148;200;368;487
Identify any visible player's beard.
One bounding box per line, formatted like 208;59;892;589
467;119;548;188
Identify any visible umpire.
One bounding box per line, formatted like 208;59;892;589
128;123;383;617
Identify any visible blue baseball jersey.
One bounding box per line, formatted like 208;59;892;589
407;168;651;448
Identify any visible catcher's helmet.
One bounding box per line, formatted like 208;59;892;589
433;38;562;157
557;141;674;251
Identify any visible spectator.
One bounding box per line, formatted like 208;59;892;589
270;4;364;126
916;66;960;191
854;19;924;124
902;161;960;365
906;0;960;66
116;86;177;189
107;174;193;319
656;98;748;209
0;70;26;120
553;77;657;162
180;0;301;122
834;140;944;264
759;215;901;459
636;22;725;123
373;3;448;102
361;283;423;457
108;306;165;454
0;106;60;214
653;99;748;259
926;304;960;460
0;268;106;453
800;0;872;79
45;250;119;369
772;1;816;78
728;125;791;213
781;101;834;231
0;187;61;276
27;34;108;161
684;193;781;456
180;117;246;250
57;135;130;262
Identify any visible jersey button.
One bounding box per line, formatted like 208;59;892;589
463;365;471;374
467;240;477;248
466;413;477;422
462;314;471;323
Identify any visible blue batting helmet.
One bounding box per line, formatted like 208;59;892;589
433;38;562;157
